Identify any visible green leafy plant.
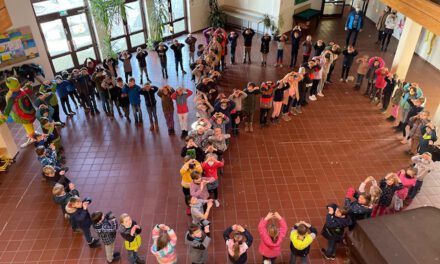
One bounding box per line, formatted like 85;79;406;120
89;0;127;57
262;14;279;35
147;0;168;49
208;0;226;28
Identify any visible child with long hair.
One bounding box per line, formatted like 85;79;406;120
151;224;177;264
371;67;389;104
289;220;318;264
258;212;287;264
364;56;385;97
259;81;276;127
371;173;403;217
223;224;254;264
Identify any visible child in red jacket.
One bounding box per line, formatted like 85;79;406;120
371;67;389;104
201;155;224;207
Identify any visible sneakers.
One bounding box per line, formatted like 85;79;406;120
320;248;335;260
296;107;302;114
214;200;220;207
317;92;324;97
108;252;121;263
282;114;291;121
309;95;317;101
340;78;344;82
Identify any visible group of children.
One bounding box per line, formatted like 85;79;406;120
20;22;439;264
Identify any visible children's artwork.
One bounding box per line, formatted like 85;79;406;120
0;26;39;67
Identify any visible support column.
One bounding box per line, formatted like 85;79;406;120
0;124;18;158
391;17;422;79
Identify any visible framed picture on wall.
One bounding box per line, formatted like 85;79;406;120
295;0;309;4
0;26;39;67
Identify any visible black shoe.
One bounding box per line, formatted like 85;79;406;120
147;78;151;82
127;118;131;123
320;248;335;260
89;238;101;248
135;258;146;264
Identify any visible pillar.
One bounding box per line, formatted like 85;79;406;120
0;124;18;158
391;18;422;79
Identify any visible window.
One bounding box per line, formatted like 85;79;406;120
160;0;188;37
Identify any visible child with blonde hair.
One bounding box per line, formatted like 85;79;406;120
258;212;287;264
371;173;403;217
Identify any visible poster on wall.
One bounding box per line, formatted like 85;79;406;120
0;26;39;68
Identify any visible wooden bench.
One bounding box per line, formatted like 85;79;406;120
221;5;266;33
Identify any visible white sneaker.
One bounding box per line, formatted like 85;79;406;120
340;78;344;82
273;63;278;67
279;64;283;68
317;92;324;97
309;95;317;101
214;200;220;207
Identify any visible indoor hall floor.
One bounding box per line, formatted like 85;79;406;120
1;8;440;264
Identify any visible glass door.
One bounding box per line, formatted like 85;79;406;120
162;0;188;37
110;0;148;53
32;0;99;74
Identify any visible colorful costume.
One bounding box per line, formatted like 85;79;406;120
0;77;37;147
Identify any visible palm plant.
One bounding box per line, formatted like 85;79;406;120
208;0;226;28
147;0;168;49
89;0;127;57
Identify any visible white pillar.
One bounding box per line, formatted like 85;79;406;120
0;124;18;158
391;17;422;79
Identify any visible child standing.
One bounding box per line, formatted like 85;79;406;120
340;45;358;82
386;80;404;122
260;33;272;67
119;51;133;82
371;173;403;217
155;42;169;79
301;35;313;63
91;211;121;263
116;77;131;122
320;204;352;260
228;89;248;135
185;34;197;64
290;26;302;68
274;34;288;67
371;67;389;103
354;55;370;90
259;81;276;127
394;168;417;211
242;28;255;64
185;223;211;264
157;85;176;135
365;56;385;98
272;79;289;123
119;214;145;264
180;157;203;214
55;75;75;116
202;155;224;207
140;83;159;131
136;47;151;84
289;220;318;264
52;183;79;232
258;212;287;264
313;39;326;56
122;78;143;124
151;224;177;264
408;153;434;199
171;87;193;138
170;39;187;75
223;224;254;264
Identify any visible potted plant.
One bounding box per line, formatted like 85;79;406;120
262;14;280;36
89;0;127;58
147;0;168;50
208;0;226;28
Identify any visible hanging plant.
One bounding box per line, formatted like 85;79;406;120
208;0;226;28
89;0;128;58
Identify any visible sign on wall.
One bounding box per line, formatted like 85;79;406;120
0;26;39;68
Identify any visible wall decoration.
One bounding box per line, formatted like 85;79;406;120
0;26;39;68
295;0;309;5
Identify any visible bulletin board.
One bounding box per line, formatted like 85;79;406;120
0;26;39;68
295;0;309;4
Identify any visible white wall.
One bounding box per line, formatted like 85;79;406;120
2;0;53;80
186;0;210;32
362;0;440;71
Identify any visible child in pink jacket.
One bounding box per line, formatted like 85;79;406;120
258;212;287;263
394;167;417;211
371;67;389;104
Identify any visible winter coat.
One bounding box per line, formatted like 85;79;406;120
185;231;211;263
258;218;287;258
346;11;363;30
260;36;272;54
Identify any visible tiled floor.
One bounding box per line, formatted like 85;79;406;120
1;8;440;264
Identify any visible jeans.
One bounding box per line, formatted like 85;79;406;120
146;105;158;124
127;250;141;264
139;67;150;84
178;112;188;131
381;28;394;50
175;57;185;73
290;49;299;67
159;56;168;78
355;73;365;87
100;92;110;113
81;227;93;244
325;239;338;257
124;71;132;83
243;46;251;62
122;106;130;119
89;93;98;111
131;104;142;122
230;46;236;63
60;96;73;115
276;49;284;64
260;108;270;124
382;92;392;111
289;252;307;264
68;90;80;106
110;98;122;115
327;63;335;82
408;180;423;199
341;64;351;79
189;51;195;64
345;29;359;46
310;79;320;96
164;111;174;129
51;104;61;122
